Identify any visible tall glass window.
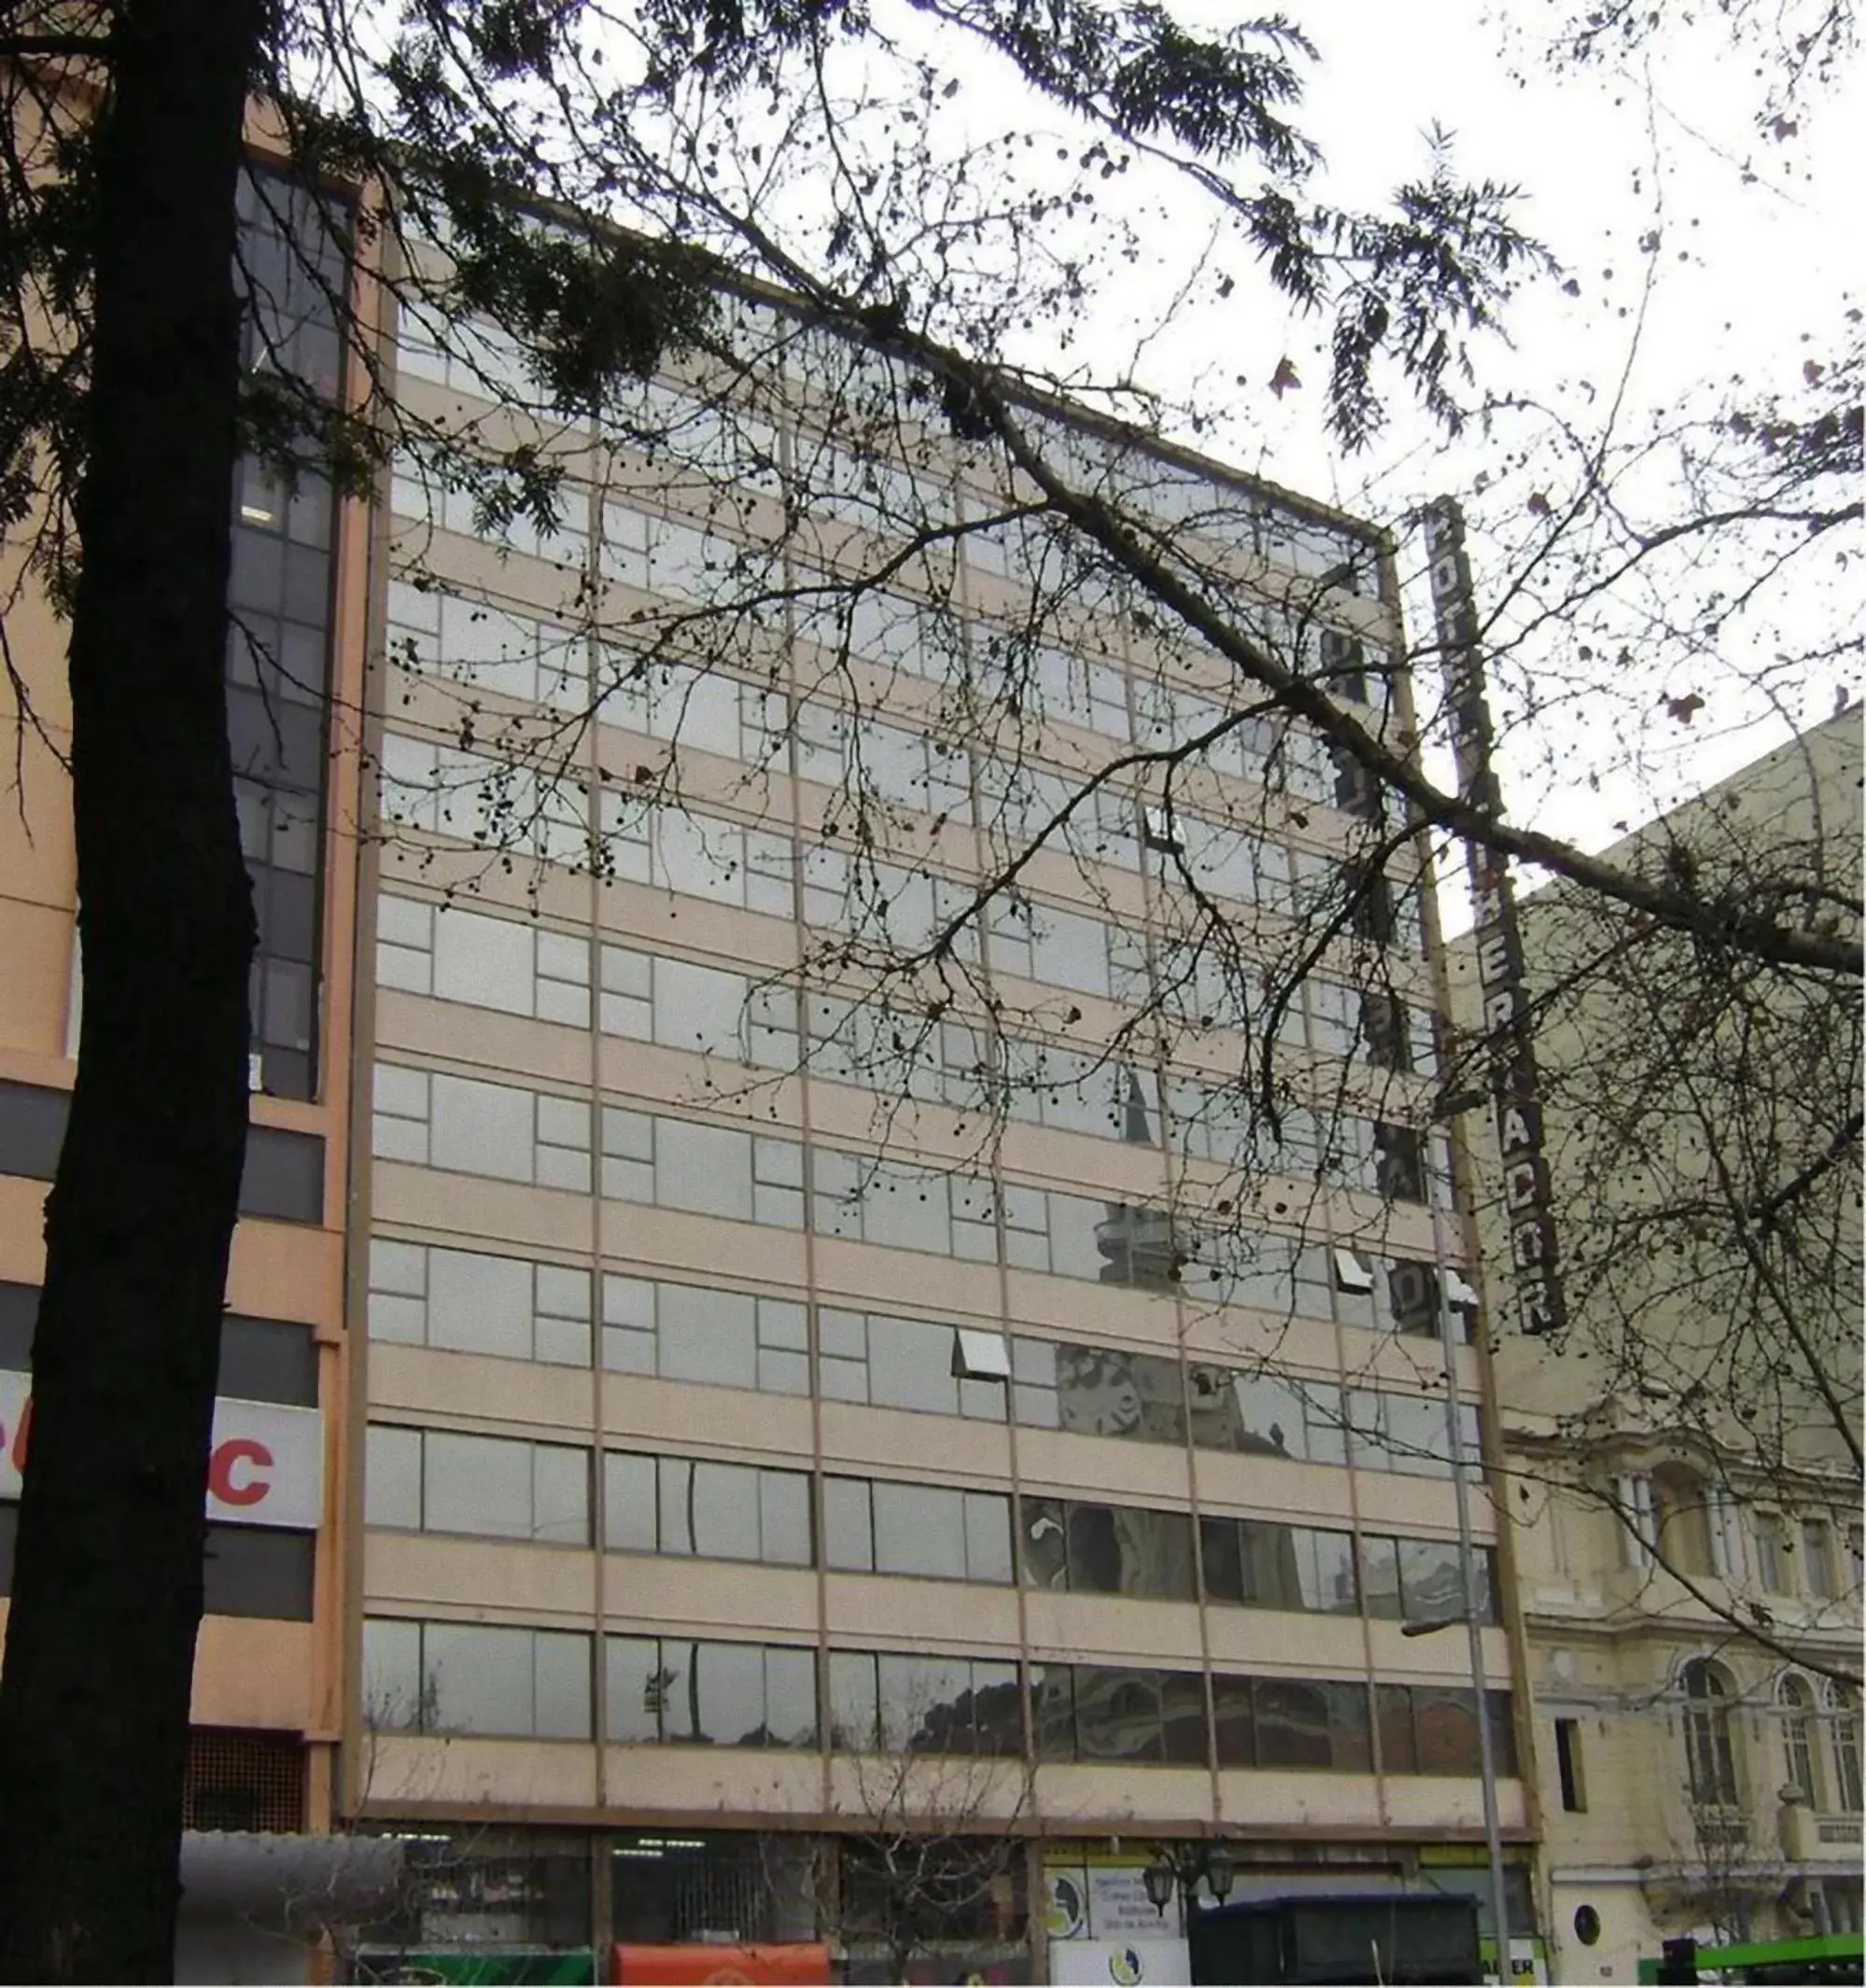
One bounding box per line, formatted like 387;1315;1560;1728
1829;1683;1863;1813
1682;1659;1739;1804
1779;1675;1819;1804
230;169;349;1099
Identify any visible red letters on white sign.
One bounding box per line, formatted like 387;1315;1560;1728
0;1373;321;1531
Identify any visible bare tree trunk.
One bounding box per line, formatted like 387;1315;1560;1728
0;2;260;1978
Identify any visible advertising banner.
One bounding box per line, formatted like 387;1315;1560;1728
0;1372;323;1531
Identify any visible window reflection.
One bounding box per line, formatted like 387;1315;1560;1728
1360;1535;1403;1619
827;1479;1014;1585
1411;1685;1480;1777
756;1654;1517;1779
828;1652;1023;1757
601;1454;810;1566
1196;1519;1361;1615
1208;1674;1377;1773
1021;1496;1195;1600
1161;1672;1208;1765
1238;1521;1308;1612
1082;1505;1190;1599
1073;1667;1166;1762
1213;1673;1256;1768
1043;1664;1211;1766
1054;1344;1184;1443
1031;1664;1075;1761
970;1662;1026;1757
1369;1684;1515;1777
1326;1682;1374;1771
1255;1677;1334;1769
1309;1531;1360;1613
879;1654;967;1752
827;1650;880;1752
606;1637;816;1749
1224;1374;1314;1459
659;1640;765;1746
229;174;344;1111
1024;1333;1475;1490
1094;1202;1186;1290
365;1619;592;1739
1397;1538;1467;1622
1376;1685;1417;1774
1360;1535;1497;1624
1010;1337;1060;1427
1021;1498;1068;1591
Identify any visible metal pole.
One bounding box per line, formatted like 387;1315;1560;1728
1420;497;1538;1983
1434;1204;1512;1983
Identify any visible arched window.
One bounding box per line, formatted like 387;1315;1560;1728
1683;1659;1739;1804
1826;1683;1862;1813
1778;1675;1819;1804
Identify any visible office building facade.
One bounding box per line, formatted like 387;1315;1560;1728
344;219;1536;1981
0;160;375;1980
0;161;1538;1981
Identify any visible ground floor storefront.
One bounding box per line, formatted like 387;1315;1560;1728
344;1827;1549;1984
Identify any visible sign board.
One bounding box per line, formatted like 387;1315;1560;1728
1424;497;1567;1338
1045;1863;1172;1943
1045;1868;1092;1941
1047;1939;1188;1987
1086;1869;1172;1939
1482;1935;1550;1985
0;1371;323;1531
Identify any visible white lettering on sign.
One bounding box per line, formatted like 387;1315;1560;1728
0;1371;322;1531
1425;497;1567;1339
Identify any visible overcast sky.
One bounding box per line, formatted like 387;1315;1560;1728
1129;0;1859;851
1212;0;1856;497
867;0;1856;853
608;0;1857;853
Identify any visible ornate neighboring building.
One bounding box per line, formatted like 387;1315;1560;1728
1452;705;1864;1985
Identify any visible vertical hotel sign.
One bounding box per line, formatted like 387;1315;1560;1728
1424;498;1565;1337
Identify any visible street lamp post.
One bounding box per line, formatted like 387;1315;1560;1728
1403;1603;1514;1983
1142;1842;1235;1932
1424;1197;1514;1987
